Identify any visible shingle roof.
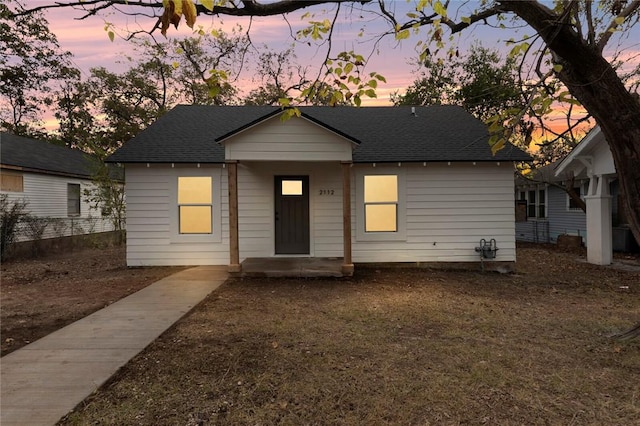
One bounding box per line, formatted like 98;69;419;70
106;105;532;164
1;132;123;180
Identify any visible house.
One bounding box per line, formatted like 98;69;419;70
106;105;530;275
515;161;591;243
554;126;638;264
515;127;637;263
0;132;121;244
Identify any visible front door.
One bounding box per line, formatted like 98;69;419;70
275;176;310;254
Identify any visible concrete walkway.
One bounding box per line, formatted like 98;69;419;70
0;266;228;426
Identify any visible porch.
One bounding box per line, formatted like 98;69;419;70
239;257;345;278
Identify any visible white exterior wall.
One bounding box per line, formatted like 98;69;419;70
1;170;115;242
236;161;344;259
352;162;516;263
124;161;516;266
125;161;345;266
125;164;229;266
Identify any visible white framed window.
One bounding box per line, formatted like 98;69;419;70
520;185;546;220
356;168;406;241
178;177;212;234
67;183;81;217
170;168;222;243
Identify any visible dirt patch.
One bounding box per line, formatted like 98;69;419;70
1;245;185;356
56;244;639;425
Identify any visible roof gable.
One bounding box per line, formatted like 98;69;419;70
555;127;615;177
221;112;356;162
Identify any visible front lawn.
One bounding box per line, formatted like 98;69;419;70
62;245;639;425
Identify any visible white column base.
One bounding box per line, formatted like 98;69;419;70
585;175;612;265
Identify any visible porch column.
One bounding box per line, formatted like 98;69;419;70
227;160;241;274
341;161;354;276
585;174;613;265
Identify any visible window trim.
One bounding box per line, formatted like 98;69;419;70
170;168;222;244
178;176;213;235
520;184;547;220
355;168;406;242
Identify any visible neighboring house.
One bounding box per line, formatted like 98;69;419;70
106;105;530;275
515;127;637;264
515;161;592;244
554;126;638;264
0;132;122;242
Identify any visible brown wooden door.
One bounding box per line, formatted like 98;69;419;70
275;176;309;254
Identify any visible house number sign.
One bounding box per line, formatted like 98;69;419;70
319;189;335;195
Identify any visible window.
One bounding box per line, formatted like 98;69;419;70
568;185;582;210
355;169;406;242
527;190;536;218
0;172;23;192
67;184;81;216
520;185;546;220
281;179;303;195
364;175;398;232
178;177;212;234
538;189;546;219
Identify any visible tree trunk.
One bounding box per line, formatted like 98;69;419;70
501;1;640;247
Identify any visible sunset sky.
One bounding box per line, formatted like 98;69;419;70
43;1;513;104
33;1;640;141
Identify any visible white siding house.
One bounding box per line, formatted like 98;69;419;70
107;106;531;275
515;127;638;261
554;126;638;264
0;132;121;242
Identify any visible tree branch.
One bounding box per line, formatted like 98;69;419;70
12;0;371;19
597;0;640;52
396;4;505;34
521;170;586;213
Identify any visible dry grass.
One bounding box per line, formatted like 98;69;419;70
61;245;639;425
1;246;184;356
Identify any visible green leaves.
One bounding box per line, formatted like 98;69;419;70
395;29;410;40
322;51;383;106
432;0;447;18
104;23;115;42
201;0;214;11
280;106;301;121
297;19;331;41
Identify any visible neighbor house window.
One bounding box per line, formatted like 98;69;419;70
364;175;398;232
178;176;212;234
568;185;583;210
521;185;546;219
527;190;536;218
0;172;23;192
67;183;81;216
537;189;546;219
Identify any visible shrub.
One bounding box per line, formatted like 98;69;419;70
0;195;29;261
21;216;52;256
